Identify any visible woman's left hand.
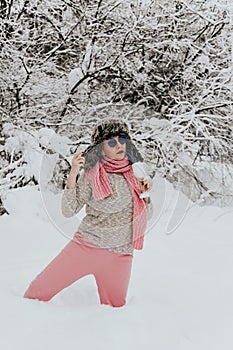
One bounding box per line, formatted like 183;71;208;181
139;178;153;194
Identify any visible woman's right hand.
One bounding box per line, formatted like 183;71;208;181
70;152;85;174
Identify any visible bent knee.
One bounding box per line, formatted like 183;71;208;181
23;281;52;302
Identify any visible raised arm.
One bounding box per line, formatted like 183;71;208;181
61;152;92;218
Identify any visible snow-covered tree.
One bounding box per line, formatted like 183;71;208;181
0;0;232;214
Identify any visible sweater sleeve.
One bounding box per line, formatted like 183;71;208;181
61;171;92;218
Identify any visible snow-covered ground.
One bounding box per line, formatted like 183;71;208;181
0;176;233;350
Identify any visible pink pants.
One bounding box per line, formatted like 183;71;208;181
24;232;133;307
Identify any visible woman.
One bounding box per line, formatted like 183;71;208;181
24;118;153;307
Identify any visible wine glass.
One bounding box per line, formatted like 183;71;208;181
132;161;151;199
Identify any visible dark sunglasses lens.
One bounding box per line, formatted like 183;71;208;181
119;136;126;144
108;139;117;147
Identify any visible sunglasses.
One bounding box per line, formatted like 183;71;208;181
107;134;127;147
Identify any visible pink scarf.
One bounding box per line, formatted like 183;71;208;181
84;155;147;250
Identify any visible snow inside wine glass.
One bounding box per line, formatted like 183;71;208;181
132;162;151;199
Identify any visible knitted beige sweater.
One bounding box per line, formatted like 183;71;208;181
61;170;153;255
